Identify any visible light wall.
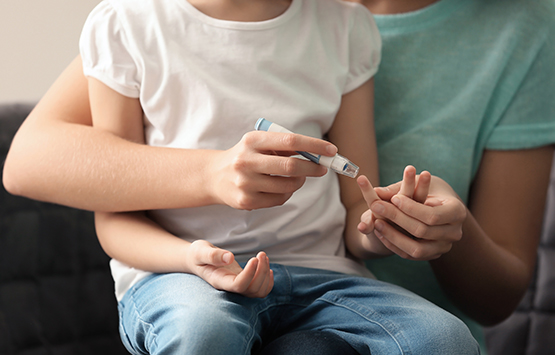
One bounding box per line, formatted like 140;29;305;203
0;0;101;104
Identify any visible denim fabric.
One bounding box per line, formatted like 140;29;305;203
256;330;359;355
117;265;480;355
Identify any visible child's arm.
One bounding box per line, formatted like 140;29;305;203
329;79;435;259
95;211;273;298
327;78;391;259
88;77;274;297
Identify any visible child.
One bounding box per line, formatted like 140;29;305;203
80;0;478;354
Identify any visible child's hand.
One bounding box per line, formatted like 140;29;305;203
396;165;432;203
370;166;466;260
186;240;274;298
210;131;337;210
356;174;381;236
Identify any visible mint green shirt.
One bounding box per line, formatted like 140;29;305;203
366;0;555;353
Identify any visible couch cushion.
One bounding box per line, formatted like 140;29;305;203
0;103;127;355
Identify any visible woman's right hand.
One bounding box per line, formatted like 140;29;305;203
209;130;337;210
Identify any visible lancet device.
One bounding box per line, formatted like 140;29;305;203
255;118;359;178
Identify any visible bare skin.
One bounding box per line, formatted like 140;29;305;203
86;0;383;298
3;0;553;324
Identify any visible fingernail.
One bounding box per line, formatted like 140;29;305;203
357;177;368;187
222;253;232;264
374;229;384;239
371;202;384;214
374;220;383;232
326;145;338;155
391;196;400;206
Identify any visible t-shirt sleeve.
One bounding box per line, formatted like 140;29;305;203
343;5;382;94
486;21;555;150
79;1;141;98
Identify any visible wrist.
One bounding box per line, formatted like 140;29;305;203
176;149;222;207
203;149;227;206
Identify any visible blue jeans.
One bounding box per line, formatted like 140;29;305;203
117;264;480;355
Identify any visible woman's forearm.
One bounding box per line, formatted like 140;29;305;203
431;147;553;325
3;56;213;212
430;210;535;325
4;116;217;211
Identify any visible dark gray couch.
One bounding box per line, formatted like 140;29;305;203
0;103;127;354
1;102;554;354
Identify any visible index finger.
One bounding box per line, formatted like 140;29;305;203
357;175;380;207
251;131;338;158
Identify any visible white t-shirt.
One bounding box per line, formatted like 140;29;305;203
80;0;381;301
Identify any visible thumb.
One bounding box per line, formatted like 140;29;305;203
193;240;234;266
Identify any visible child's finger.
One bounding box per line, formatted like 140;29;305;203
374;181;402;201
265;269;275;296
250;253;273;297
192;240;234;266
399;165;416;198
232;257;258;292
246;252;271;296
413;171;431;203
357;175;380;208
358;209;375;234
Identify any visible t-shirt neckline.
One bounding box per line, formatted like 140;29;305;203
373;0;470;34
179;0;301;30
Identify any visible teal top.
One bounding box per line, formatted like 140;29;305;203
367;0;555;353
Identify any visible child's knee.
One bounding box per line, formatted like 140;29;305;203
151;301;253;354
412;309;480;355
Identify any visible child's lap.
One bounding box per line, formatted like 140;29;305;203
117;264;479;355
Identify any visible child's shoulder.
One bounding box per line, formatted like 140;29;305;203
88;0;185;29
95;0;175;16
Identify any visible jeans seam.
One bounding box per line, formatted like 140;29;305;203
118;304;137;354
245;265;295;353
130;289;159;355
319;295;411;355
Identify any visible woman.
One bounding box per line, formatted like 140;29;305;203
4;0;555;353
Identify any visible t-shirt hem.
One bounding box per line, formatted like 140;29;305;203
344;68;377;95
83;69;140;99
486;122;555;150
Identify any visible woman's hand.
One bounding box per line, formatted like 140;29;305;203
186;240;274;298
209;130;337;210
370;166;467;260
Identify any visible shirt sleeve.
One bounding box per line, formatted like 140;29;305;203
486;15;555;150
344;4;382;94
79;1;141;98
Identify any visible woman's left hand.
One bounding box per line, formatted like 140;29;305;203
370;168;467;261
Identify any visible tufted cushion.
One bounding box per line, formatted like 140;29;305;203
1;103;554;354
484;153;555;355
0;103;127;355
